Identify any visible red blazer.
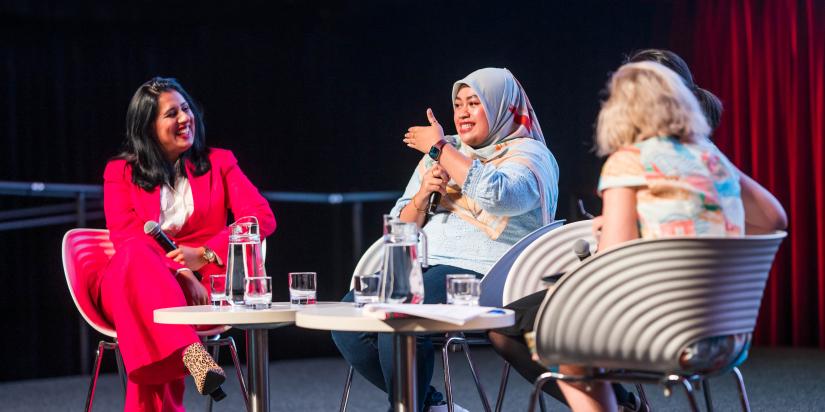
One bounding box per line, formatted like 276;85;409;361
102;148;276;280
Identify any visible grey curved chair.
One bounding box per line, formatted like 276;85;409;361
528;231;787;412
479;220;565;308
501;219;594;306
488;219;591;411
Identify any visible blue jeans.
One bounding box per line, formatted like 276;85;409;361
331;264;482;412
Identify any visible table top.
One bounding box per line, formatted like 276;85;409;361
295;305;514;333
154;302;348;327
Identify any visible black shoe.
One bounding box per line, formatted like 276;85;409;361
209;386;227;402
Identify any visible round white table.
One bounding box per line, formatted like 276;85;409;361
296;305;514;412
154;302;347;412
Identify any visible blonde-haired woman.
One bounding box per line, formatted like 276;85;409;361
560;61;787;411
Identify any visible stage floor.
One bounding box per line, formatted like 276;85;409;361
1;346;823;411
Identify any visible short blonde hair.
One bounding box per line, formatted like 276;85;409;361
595;61;710;156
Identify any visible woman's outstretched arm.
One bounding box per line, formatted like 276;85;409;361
739;172;788;234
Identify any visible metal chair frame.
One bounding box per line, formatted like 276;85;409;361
85;340;127;412
529;368;747;412
201;326;249;411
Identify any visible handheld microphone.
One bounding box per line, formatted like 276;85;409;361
143;221;177;252
144;221;203;281
572;239;591;261
542;240;591;285
427;192;441;215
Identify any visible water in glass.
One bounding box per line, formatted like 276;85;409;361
289;272;317;305
245;276;272;308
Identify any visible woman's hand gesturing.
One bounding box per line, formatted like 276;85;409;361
404;108;445;154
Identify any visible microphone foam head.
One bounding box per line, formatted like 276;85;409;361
143;220;160;235
572;239;590;257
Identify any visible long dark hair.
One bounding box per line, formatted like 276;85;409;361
626;49;723;131
116;77;210;191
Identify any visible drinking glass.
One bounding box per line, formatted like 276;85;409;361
445;274;478;304
210;274;228;307
244;276;272;309
289;272;317;305
449;277;481;306
353;273;381;306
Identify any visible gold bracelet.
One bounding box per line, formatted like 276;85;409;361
411;197;427;213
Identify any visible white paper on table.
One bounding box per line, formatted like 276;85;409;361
361;303;494;325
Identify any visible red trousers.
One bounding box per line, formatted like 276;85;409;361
99;239;199;411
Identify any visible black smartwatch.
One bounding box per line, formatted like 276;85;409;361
428;140;448;161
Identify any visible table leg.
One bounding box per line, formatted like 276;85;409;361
392;334;418;412
246;328;269;412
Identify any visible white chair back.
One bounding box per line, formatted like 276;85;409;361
501;219;595;306
479;220;564;307
62;229;118;338
534;231;786;372
350;237;384;289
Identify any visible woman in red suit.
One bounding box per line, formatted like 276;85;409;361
95;77;276;411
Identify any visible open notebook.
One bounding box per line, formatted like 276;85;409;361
361;303;497;325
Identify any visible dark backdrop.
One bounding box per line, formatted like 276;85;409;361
0;0;672;380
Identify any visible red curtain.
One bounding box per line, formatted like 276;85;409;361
672;0;825;347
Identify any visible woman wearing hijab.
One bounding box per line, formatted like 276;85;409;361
332;67;559;412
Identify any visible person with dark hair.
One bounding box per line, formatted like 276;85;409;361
95;77;276;411
625;49;723;131
624;49;786;234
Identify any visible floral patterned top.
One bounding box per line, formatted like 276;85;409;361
598;136;745;238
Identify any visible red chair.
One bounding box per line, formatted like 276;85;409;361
62;228;249;412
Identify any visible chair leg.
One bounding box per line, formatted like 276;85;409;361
701;379;714;412
731;367;751;412
441;335;463;412
84;341;106;412
528;372;557;412
204;335;250;412
459;341;492;412
205;340;221;412
679;378;701;412
114;344;127;396
538;392;548;412
494;362;510;412
227;337;250;411
340;366;354;412
634;384;649;410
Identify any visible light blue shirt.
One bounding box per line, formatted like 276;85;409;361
391;156;558;274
